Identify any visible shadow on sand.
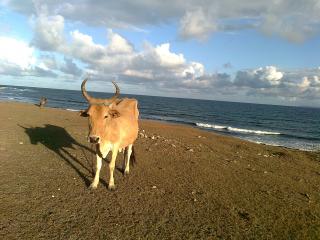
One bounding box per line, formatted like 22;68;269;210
19;124;108;187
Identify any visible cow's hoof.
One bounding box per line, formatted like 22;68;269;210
89;183;97;189
123;170;130;176
108;184;116;191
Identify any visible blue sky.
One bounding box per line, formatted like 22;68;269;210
0;1;319;107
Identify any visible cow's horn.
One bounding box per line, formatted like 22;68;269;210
110;81;120;102
81;78;95;103
81;78;120;104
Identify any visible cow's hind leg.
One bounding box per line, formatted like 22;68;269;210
124;144;132;175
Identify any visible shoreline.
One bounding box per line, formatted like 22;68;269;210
3;99;320;152
1;90;319;152
43;102;320;152
4;100;317;152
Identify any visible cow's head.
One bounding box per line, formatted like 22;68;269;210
80;78;120;144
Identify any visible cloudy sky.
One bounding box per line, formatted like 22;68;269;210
0;0;320;107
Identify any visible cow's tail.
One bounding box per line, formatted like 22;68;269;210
130;145;136;166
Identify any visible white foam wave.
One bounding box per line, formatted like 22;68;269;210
228;127;281;135
196;123;227;129
196;122;281;135
66;108;80;112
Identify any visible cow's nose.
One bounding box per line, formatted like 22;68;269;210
89;136;100;143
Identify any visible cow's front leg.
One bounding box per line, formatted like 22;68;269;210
108;146;119;191
90;145;110;189
90;154;102;189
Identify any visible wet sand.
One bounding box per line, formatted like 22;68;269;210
0;102;319;239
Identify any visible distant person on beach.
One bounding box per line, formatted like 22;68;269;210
39;97;47;107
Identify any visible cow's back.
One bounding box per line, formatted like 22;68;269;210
115;98;139;120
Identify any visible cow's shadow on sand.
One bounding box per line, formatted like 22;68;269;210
20;124;109;187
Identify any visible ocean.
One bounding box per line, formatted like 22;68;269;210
1;85;319;151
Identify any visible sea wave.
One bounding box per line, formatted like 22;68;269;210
66;108;80;112
195;122;281;135
142;114;194;125
196;123;227;129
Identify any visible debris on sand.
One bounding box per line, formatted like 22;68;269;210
139;132;145;138
238;210;250;221
300;192;311;200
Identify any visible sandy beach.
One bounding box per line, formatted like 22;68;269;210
1;102;320;239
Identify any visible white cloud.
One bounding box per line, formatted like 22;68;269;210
107;29;134;55
122;43;208;89
38;54;57;70
30;19;199;86
69;30;105;62
123;69;153;80
260;66;283;84
143;43;185;68
299;77;310;90
179;8;217;40
0;36;35;70
31;14;65;51
298;75;320;99
65;29;135;73
0;37;61;78
260;1;320;42
4;0;320;42
183;62;205;78
60;57;82;76
234;66;283;88
181;79;210;89
236;67;320;101
1;3;319;104
312;76;320;85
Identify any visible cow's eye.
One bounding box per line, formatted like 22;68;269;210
104;115;109;118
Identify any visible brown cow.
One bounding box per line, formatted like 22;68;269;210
80;79;139;190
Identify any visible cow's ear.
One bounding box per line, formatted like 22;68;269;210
109;109;120;118
79;110;89;117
